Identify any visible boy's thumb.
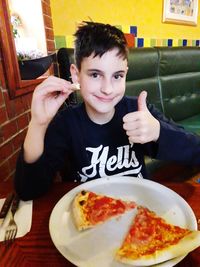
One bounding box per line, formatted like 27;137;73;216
138;91;148;111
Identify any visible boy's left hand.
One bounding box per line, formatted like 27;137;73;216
123;91;160;144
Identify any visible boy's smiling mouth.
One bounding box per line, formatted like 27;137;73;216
96;96;114;102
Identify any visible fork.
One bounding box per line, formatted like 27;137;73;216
4;194;20;245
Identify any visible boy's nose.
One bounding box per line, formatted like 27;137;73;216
100;80;113;95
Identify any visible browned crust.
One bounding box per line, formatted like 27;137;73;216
72;190;93;231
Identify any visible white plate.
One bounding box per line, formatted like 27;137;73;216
49;176;197;267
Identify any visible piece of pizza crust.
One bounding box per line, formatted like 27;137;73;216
72;190;136;231
116;206;200;266
72;190;92;231
71;83;80;91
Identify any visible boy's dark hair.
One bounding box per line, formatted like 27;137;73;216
74;21;128;69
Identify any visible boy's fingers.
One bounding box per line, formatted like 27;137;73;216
138;91;148;111
35;80;75;96
123;111;140;123
54;91;69;106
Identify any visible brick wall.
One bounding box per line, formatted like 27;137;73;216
0;0;55;182
0;82;32;182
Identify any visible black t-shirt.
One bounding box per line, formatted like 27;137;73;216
14;96;200;200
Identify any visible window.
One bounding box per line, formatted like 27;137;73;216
0;0;55;99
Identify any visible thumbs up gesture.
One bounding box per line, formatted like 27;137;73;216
123;91;160;144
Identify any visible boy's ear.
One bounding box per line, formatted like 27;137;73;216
126;66;129;74
70;64;80;83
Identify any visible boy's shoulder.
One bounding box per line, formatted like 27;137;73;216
57;103;83;117
49;103;84;127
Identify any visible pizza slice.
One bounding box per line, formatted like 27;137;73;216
116;206;200;266
72;190;137;231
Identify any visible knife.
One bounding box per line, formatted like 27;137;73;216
0;192;14;227
11;194;20;216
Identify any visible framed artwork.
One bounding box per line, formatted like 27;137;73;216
163;0;198;26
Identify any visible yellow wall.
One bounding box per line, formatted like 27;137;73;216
50;0;200;39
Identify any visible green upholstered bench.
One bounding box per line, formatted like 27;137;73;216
158;47;200;134
127;47;200;134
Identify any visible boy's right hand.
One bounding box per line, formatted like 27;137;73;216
31;76;76;128
23;76;78;163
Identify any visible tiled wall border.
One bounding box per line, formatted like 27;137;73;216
54;25;200;49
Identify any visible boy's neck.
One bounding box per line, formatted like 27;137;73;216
85;106;115;125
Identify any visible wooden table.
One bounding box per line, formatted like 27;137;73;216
0;176;200;267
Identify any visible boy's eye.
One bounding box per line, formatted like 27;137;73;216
90;72;100;78
114;74;124;79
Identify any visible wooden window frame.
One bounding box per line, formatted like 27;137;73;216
0;0;55;99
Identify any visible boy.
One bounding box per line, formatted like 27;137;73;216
15;22;200;200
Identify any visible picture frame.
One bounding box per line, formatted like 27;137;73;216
163;0;198;26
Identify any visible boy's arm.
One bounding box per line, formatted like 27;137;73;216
15;76;79;200
123;92;200;165
14;149;53;200
155;118;200;165
23;120;48;163
15;109;72;200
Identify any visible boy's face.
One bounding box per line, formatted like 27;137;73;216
71;48;128;124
